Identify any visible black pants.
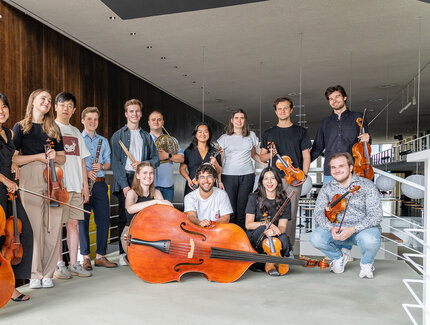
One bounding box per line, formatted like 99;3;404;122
221;173;255;230
247;225;290;256
117;172;134;254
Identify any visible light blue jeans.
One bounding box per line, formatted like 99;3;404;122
309;226;381;264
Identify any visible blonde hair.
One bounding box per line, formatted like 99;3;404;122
131;162;155;198
18;89;61;142
81;106;100;119
124;99;142;112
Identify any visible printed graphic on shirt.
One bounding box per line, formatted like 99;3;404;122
62;135;80;156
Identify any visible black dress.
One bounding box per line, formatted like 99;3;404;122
0;128;33;279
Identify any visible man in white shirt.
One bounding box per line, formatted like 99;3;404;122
53;92;91;280
184;164;232;227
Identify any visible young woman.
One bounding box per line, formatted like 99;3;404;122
180;122;222;196
245;167;291;276
217;109;265;230
0;93;33;301
122;162;172;254
12;89;66;289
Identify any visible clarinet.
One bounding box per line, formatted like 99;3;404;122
89;139;103;195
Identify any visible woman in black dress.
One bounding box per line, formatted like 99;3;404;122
0;93;33;301
179;122;222;196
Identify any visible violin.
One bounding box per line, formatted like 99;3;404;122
2;193;23;265
299;255;330;270
268;142;305;186
43;139;69;206
261;213;289;276
0;205;16;309
325;185;360;223
352;109;374;180
190;146;224;190
126;205;306;283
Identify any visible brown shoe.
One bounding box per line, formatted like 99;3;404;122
82;258;93;271
95;256;118;268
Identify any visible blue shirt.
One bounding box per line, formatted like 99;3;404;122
150;132;184;188
82;131;111;178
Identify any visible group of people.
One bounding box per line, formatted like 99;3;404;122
0;84;383;304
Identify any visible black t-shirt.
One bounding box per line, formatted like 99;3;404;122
245;193;291;225
12;123;64;155
261;125;311;171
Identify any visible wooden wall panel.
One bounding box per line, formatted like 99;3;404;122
0;1;224;144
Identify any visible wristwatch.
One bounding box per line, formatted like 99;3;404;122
168;153;172;159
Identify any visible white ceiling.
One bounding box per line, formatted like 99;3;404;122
4;0;430;142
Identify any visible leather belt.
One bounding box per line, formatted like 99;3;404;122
95;177;105;183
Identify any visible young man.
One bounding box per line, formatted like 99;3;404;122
53;92;91;279
184;164;232;227
111;99;159;265
310;85;370;184
148;110;184;203
309;152;382;279
79;107;117;270
259;97;311;249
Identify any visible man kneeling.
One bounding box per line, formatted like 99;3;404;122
310;152;382;278
184;163;232;227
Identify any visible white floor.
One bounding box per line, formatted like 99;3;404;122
0;253;421;325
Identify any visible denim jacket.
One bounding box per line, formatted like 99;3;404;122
111;125;160;193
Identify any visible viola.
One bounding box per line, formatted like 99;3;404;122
268;142;305;186
43;139;69;206
325;185;360;223
0;205;16;309
126;205;306;283
262;213;289;276
352;109;374;180
2;193;23;265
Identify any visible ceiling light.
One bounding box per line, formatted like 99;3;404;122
147;45;152;49
399;101;412;114
161;56;166;60
130;32;136;36
378;83;396;89
174;66;179;69
295;113;306;117
182;74;188;77
215;99;222;102
109;16;116;20
369;98;383;102
293;104;304;108
264;120;271;123
287;92;302;97
192;81;196;84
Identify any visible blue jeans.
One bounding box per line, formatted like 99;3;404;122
309;226;381;264
79;182;110;256
156;185;174;203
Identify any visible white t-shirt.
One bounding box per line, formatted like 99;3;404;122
55;121;90;193
217;131;259;175
125;129;143;172
184;187;233;222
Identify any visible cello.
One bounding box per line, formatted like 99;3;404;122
0;205;15;309
2;193;23;265
352;109;374;180
126;205;306;283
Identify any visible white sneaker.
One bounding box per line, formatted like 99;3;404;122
69;262;92;277
330;254;349;274
359;263;375;279
54;261;72;279
29;279;42;289
42;278;54;288
341;248;354;262
119;253;128;266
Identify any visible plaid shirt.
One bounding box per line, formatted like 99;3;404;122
314;174;382;232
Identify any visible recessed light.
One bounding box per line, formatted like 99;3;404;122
182;74;188;77
192;81;196;84
378;83;396;89
174;66;179;69
369;98;383;102
130;32;136;36
288;92;302;97
161;56;166;60
109;16;116;20
147;45;152;49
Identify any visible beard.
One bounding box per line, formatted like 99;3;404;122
200;184;214;193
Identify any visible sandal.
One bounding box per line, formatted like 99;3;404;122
11;293;30;302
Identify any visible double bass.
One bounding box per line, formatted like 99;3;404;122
126;205;306;283
352;109;374;180
0;205;15;309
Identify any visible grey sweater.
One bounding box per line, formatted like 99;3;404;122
314;174;382;232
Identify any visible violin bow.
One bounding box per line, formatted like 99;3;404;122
256;191;296;247
45;139;52;234
336;196;351;234
268;142;273;167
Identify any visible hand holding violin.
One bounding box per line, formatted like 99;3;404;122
264;224;282;237
358;133;370;143
331;226;355;241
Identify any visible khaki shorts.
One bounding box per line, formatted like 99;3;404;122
61;191;84;223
